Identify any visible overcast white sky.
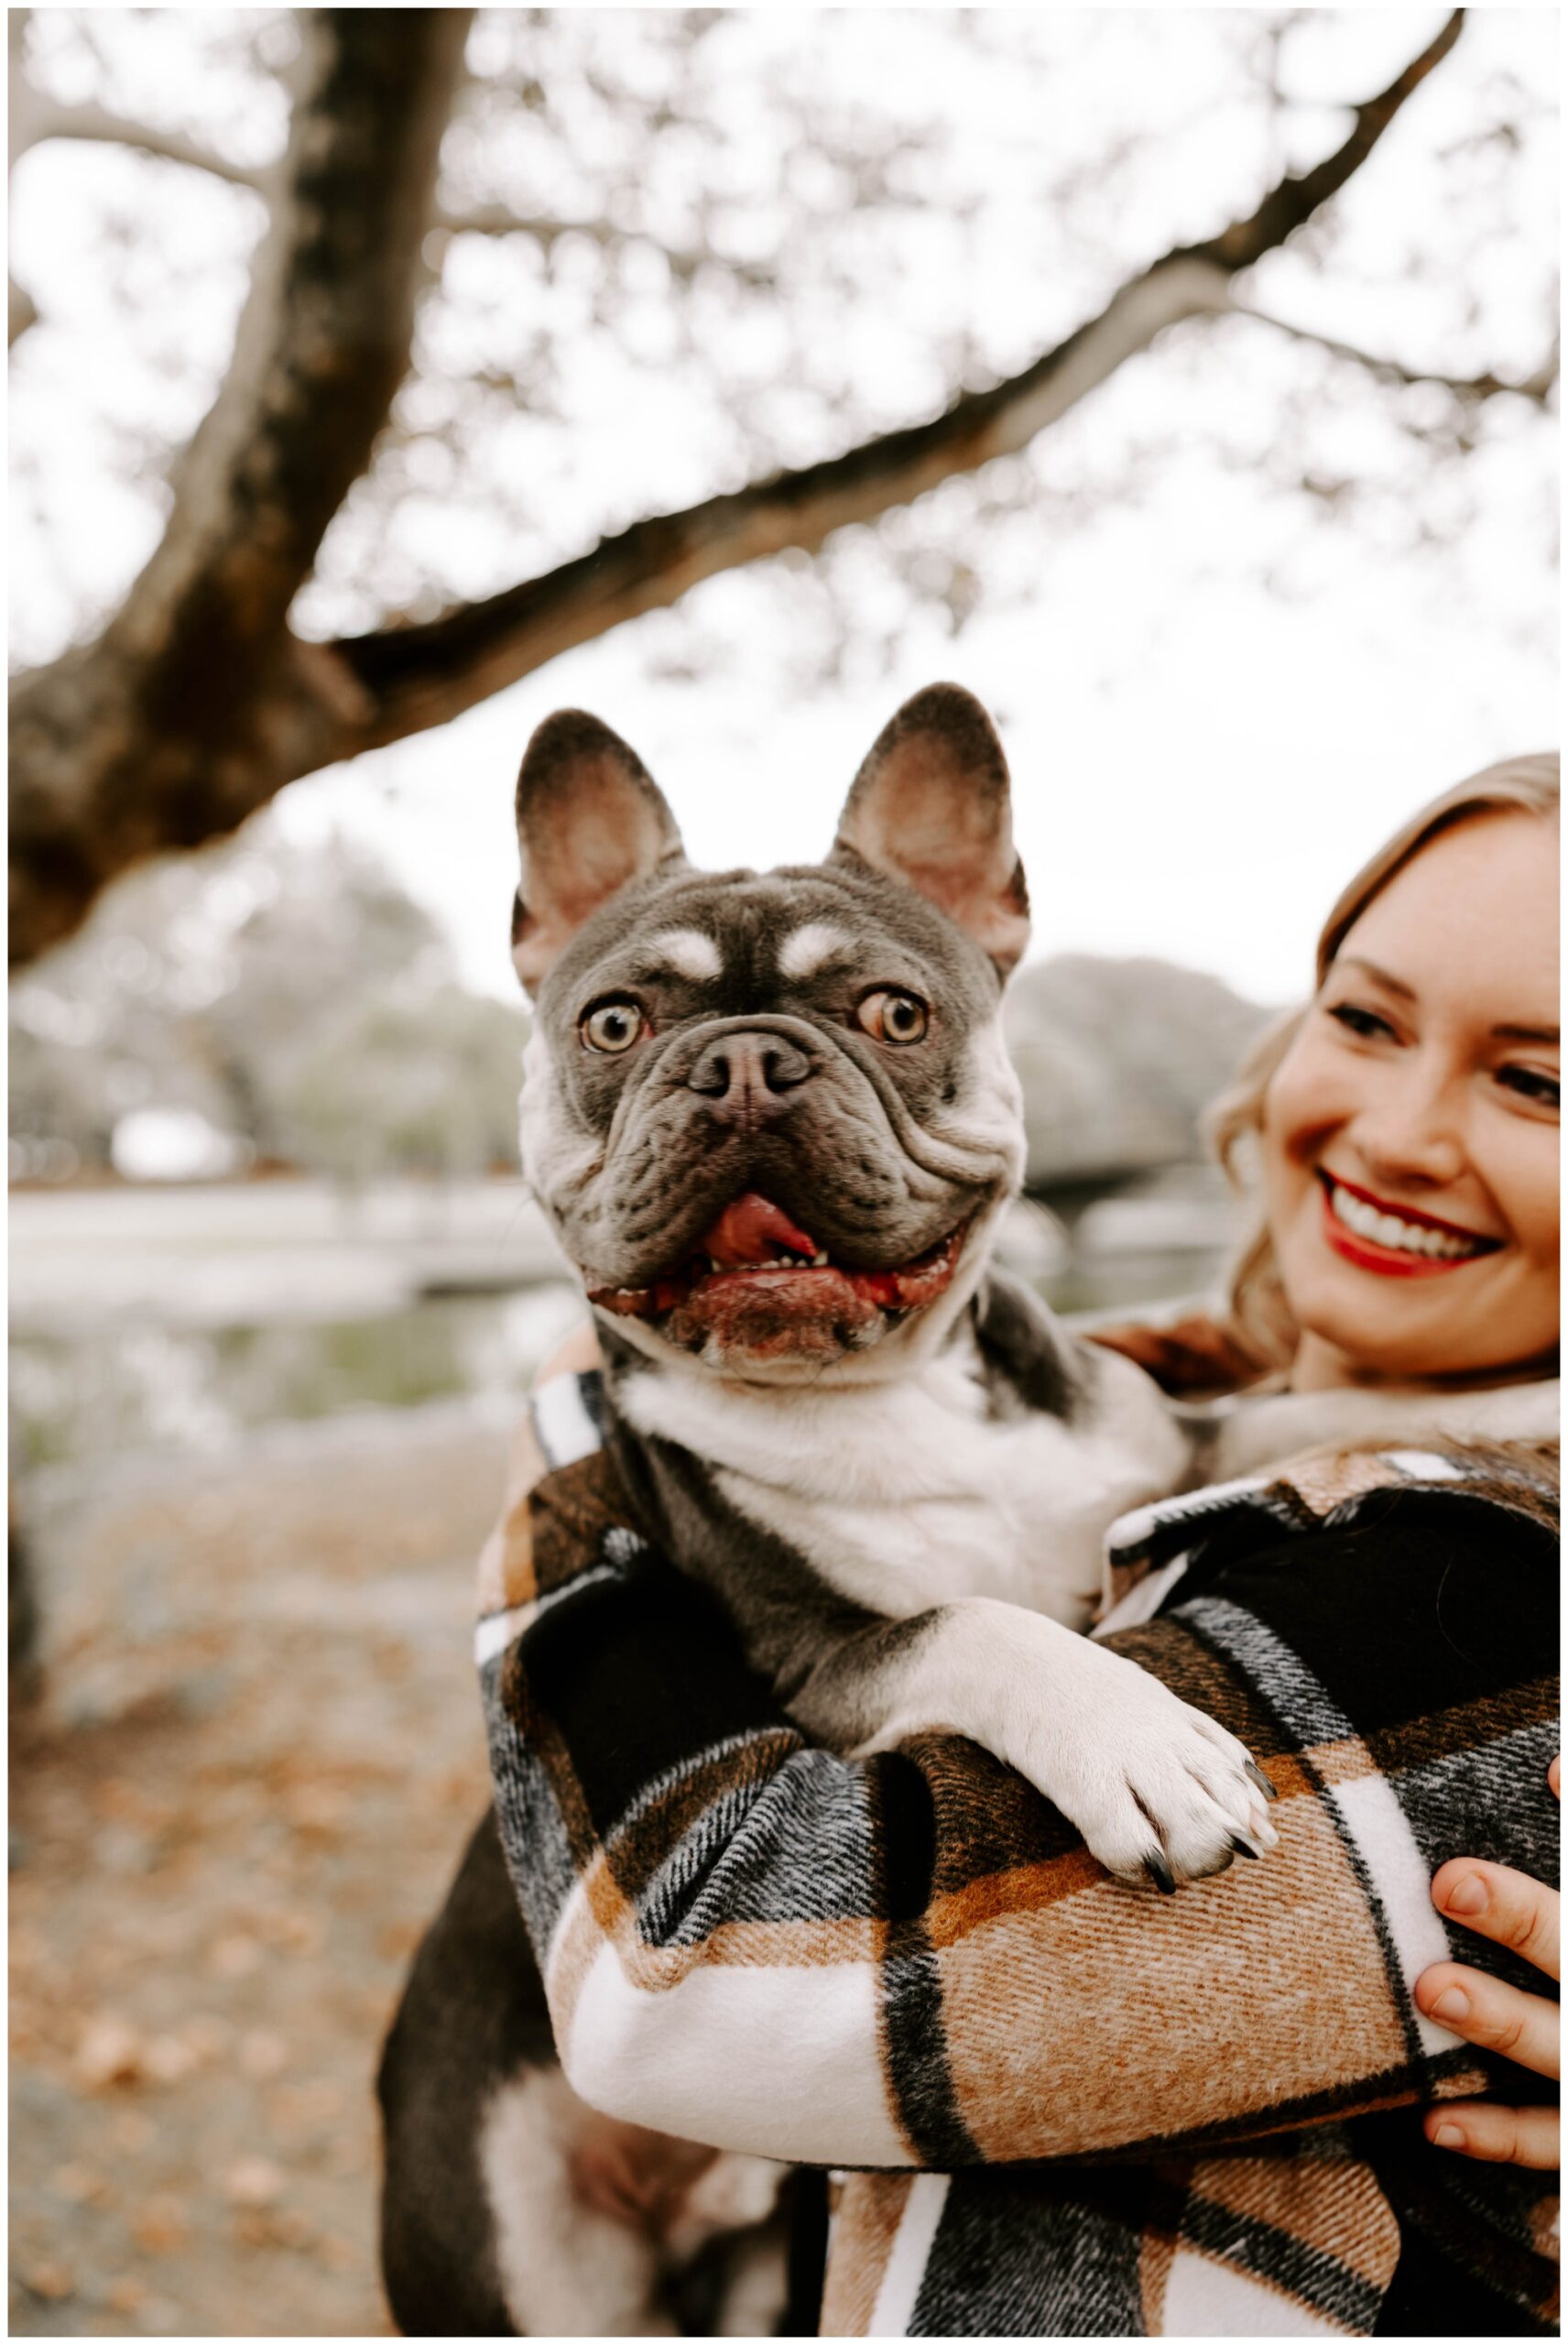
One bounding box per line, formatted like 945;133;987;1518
10;7;1558;1012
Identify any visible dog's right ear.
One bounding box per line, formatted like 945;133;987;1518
511;710;686;993
832;683;1029;977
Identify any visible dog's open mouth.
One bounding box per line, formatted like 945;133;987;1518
586;1192;968;1351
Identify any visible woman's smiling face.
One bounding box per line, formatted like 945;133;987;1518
1261;810;1560;1388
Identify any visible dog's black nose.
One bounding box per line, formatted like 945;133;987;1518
685;1031;813;1117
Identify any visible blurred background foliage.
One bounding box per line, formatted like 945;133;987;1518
9;824;528;1186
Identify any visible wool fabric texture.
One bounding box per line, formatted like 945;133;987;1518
476;1366;1559;2337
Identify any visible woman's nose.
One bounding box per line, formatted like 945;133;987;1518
1349;1060;1467;1188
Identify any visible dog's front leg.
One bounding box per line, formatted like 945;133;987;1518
789;1598;1275;1888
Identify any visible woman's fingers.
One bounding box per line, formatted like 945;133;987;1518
1430;1858;1560;1983
1420;1766;1561;2173
1423;2101;1560;2171
1415;1961;1560;2079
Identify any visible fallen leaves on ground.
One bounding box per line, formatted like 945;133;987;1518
10;1410;505;2337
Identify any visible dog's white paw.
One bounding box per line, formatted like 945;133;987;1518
1011;1641;1279;1891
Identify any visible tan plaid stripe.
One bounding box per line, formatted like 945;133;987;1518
822;2174;915;2337
1182;2151;1401;2292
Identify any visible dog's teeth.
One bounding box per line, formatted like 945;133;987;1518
811;1250;829;1267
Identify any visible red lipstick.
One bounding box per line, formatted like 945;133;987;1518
1316;1171;1500;1281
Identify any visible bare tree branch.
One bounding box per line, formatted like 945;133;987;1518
1237;304;1559;405
431;205;781;288
330;256;1238;751
1204;8;1463;267
6;7;1472;967
7;9;273;346
322;10;1470;757
9;9;474;968
13;93;274;191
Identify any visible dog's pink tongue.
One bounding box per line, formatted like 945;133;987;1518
700;1192;819;1269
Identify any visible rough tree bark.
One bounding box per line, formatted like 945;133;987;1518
9;9;473;966
9;8;1533;969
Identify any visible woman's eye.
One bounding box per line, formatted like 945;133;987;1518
1496;1063;1560;1112
855;988;929;1046
580;998;646;1054
1327;1002;1397;1043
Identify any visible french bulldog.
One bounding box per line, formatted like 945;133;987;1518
379;685;1555;2335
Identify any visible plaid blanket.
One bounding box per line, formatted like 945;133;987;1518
477;1371;1560;2336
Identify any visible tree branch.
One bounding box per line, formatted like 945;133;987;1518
7;8;274;346
432;203;781;288
9;9;474;967
323;10;1469;757
6;7;1471;967
1202;8;1463;267
14;94;274;191
1237;303;1559;405
330;254;1238;749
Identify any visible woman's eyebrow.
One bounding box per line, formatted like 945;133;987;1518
1334;954;1415;999
1492;1021;1560;1046
1334;959;1557;1044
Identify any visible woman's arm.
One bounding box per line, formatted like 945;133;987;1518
483;1355;1559;2169
1414;1756;1560;2170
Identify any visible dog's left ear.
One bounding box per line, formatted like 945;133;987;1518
512;709;686;993
832;683;1030;977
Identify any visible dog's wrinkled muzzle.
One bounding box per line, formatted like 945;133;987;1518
587;1186;972;1360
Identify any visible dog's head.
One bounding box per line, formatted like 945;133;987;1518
512;684;1030;1380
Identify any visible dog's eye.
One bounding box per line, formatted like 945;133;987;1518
855;988;929;1046
581;998;647;1054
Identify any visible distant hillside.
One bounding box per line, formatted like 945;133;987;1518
1005;954;1272;1188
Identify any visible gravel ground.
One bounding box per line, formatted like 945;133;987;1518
10;1400;513;2339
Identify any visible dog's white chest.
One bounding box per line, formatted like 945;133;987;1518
620;1345;1183;1630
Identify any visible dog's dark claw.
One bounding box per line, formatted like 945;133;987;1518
1145;1849;1177;1895
1245;1761;1278;1802
1229;1832;1261;1860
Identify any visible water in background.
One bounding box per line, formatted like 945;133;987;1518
10;1172;1243;1474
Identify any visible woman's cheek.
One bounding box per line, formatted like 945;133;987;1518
1261;1031;1347;1192
1503;1131;1561;1280
1495;1126;1562;1347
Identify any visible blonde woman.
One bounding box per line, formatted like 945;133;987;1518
396;757;1558;2336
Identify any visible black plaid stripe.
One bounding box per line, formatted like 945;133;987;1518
911;2170;1150;2338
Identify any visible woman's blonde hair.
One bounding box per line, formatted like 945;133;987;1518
1207;752;1561;1369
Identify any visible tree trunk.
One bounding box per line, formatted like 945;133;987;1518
8;9;473;966
9;11;1475;968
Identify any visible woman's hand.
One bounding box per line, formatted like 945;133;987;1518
1414;1756;1560;2169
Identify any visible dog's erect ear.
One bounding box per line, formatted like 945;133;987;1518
832;683;1030;977
511;710;686;992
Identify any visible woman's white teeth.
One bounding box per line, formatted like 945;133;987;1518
1328;1182;1484;1260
